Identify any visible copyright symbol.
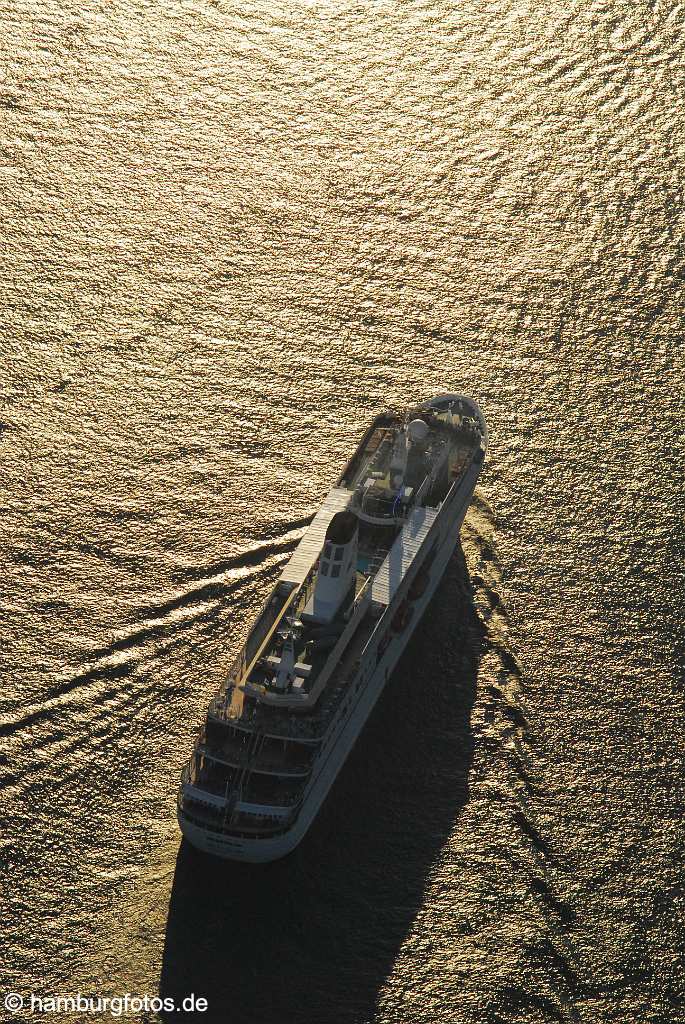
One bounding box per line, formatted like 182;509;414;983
4;993;23;1013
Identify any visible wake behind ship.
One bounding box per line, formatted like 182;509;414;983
177;395;487;861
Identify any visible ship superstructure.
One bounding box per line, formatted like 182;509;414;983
178;394;487;861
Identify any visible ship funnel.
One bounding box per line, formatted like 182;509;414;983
302;510;358;624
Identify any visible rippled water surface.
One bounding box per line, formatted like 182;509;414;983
2;1;684;1021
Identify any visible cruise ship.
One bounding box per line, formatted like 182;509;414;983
177;394;487;861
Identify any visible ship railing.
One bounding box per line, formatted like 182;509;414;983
194;773;305;817
349;435;392;490
209;690;256;721
352;486;415;525
414;472;432;506
234;801;295;821
197;741;244;770
317;658;362;718
229;807;300;832
207;700;326;741
180;768;232;810
179;799;297;837
252;758;312;777
441;441;482;508
236;783;304;810
179;762;303;824
359;549;387;578
240;746;314;774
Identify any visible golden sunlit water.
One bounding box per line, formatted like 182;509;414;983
1;1;684;1022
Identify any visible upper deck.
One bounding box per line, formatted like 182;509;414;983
208;395;486;741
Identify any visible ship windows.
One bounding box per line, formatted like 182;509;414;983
331;564;341;578
334;546;344;561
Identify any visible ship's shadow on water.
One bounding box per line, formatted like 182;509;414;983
160;544;485;1024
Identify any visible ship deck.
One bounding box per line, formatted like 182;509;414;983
208;401;484;742
179;395;487;850
214;589;379;741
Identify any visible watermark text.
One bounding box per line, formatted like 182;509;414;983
4;992;208;1016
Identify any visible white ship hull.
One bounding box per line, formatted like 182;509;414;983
178;454;480;863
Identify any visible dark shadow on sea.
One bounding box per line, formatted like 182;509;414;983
159;544;484;1024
